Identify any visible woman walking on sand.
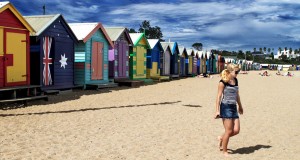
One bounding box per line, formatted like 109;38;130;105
215;63;244;157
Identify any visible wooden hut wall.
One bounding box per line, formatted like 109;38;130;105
0;4;32;87
188;56;193;74
161;47;171;76
74;29;110;86
170;46;179;75
193;55;197;75
180;55;186;76
30;17;75;90
130;37;147;79
109;33;129;79
146;43;161;78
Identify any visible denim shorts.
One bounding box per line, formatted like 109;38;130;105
220;103;239;119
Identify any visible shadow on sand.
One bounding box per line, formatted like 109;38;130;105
0;79;187;110
229;145;272;154
0;101;181;117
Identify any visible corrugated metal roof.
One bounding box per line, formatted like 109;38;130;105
24;14;60;36
104;27;125;41
69;23;98;40
147;39;159;49
0;1;9;9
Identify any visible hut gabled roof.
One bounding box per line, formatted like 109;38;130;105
68;22;112;46
129;33;150;48
104;27;133;45
160;41;179;55
25;14;78;42
178;46;187;57
1;1;35;33
187;49;195;56
147;39;163;51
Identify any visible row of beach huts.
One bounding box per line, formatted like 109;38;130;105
0;2;226;104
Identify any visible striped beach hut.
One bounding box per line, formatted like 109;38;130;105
0;2;34;88
104;27;133;81
146;39;164;79
24;14;77;91
186;49;195;76
129;33;150;80
69;23;114;89
178;46;187;77
160;42;171;77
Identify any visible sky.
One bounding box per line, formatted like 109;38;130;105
5;0;300;53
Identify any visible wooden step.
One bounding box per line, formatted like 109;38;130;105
0;95;48;106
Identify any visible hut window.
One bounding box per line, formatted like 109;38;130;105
57;34;60;36
115;50;117;56
54;25;56;28
126;61;128;66
115;60;118;66
126;71;129;76
115;71;118;76
126;51;128;56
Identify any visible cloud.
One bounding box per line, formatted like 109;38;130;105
106;1;300;50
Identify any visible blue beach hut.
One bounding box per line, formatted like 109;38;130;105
25;14;78;91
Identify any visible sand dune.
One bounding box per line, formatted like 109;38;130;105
1;71;299;159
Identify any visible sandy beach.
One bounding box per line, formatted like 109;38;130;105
1;71;300;159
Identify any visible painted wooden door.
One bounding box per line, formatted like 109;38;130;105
188;56;193;74
164;50;170;75
136;46;144;75
180;57;185;75
5;31;27;86
160;49;163;75
193;57;197;74
0;28;3;87
118;42;127;77
91;42;103;80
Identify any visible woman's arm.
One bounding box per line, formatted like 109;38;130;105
215;82;224;118
237;90;243;114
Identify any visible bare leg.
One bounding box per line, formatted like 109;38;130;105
218;118;240;138
232;118;240;136
218;136;222;151
222;119;234;156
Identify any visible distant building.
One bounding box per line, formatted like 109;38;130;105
274;50;298;59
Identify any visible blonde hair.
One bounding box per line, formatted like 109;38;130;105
220;64;240;82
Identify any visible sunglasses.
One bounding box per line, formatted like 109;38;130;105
235;70;240;74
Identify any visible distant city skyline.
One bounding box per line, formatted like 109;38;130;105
6;0;300;53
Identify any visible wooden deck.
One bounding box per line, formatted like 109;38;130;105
86;83;119;90
114;78;144;87
170;74;180;80
0;85;48;106
150;76;170;82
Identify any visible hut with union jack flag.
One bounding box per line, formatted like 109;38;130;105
24;14;78;91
